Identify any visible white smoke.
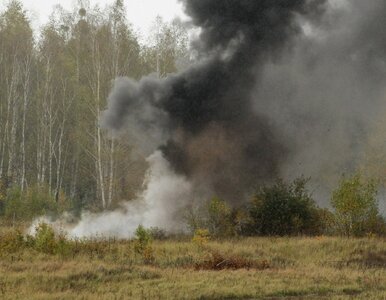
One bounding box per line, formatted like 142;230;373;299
29;151;193;239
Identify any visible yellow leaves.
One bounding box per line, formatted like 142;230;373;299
192;228;210;248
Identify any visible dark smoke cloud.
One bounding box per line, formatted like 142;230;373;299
102;0;327;202
252;0;386;203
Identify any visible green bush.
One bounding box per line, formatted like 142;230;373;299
206;197;235;238
33;222;72;256
245;177;323;236
134;225;154;263
0;229;25;255
0;223;73;257
314;208;336;236
2;185;70;222
34;223;57;254
55;232;73;257
3;186;23;220
184;197;236;238
331;173;381;237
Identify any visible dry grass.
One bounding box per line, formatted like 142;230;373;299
1;228;386;299
194;250;270;271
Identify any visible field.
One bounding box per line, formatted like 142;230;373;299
1;227;386;300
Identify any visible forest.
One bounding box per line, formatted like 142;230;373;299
0;0;386;238
1;1;386;299
0;0;189;221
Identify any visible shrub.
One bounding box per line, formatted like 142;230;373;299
233;208;251;236
3;185;70;222
34;223;57;254
0;229;25;254
331;173;380;237
183;204;207;233
184;197;236;238
192;228;210;247
149;227;167;240
367;216;386;236
314;208;336;236
55;232;73;257
31;223;73;256
206;197;235;238
134;225;154;263
245;177;322;236
3;186;23;221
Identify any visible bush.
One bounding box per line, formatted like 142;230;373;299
134;225;154;263
2;185;70;222
0;229;25;254
184;197;236;238
149;227;167;240
183;204;207;233
206;197;235;238
3;186;23;221
245;177;322;236
32;222;72;256
34;223;58;254
192;228;210;247
315;208;336;236
331;173;381;237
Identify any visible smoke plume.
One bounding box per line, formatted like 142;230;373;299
253;0;386;202
103;0;327;202
30;151;192;238
30;0;386;237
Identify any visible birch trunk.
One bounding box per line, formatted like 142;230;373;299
20;56;32;190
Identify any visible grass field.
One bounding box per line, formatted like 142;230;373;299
1;227;386;299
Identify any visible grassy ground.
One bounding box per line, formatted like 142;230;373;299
1;227;386;299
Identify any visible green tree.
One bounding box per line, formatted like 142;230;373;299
206;197;235;238
184;197;235;238
0;0;187;221
247;177;322;236
331;173;379;237
134;225;154;263
0;0;34;186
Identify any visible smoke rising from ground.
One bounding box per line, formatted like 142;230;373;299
103;0;327;202
30;152;192;238
30;0;386;237
102;0;386;225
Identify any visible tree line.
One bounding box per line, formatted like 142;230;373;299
0;0;189;220
0;1;385;239
185;174;385;238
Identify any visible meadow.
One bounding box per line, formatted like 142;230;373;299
1;225;386;300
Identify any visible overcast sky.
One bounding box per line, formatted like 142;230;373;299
11;0;185;36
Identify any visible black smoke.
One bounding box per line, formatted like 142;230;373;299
250;0;386;204
102;0;328;202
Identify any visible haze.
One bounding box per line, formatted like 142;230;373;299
12;0;185;34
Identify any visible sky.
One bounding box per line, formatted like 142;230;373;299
11;0;186;36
